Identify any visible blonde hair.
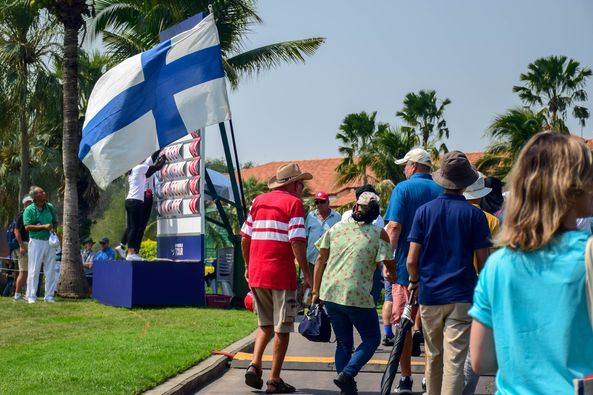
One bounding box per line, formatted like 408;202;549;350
497;132;593;251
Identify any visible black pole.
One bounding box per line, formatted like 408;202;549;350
228;119;247;217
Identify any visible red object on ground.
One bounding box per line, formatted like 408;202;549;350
244;291;254;312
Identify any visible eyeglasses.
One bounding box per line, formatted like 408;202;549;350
315;200;327;205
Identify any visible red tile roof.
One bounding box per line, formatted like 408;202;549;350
329;191;357;208
239;157;377;196
464;151;484;166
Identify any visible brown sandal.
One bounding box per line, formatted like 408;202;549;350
244;363;263;389
265;378;296;394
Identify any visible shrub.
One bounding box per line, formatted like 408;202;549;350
139;239;157;260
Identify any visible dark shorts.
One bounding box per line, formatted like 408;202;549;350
383;278;393;302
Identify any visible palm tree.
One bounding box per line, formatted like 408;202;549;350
368;126;418;184
33;0;93;298
336;111;387;185
513;55;592;132
396;90;451;156
476;107;547;178
88;0;325;89
0;3;60;205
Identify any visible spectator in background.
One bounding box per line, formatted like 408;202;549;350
470;133;593;394
13;195;33;301
94;238;116;261
480;176;504;217
81;237;95;281
241;163;313;394
407;151;491;395
461;172;500;395
305;191;341;280
24;186;59;303
384;148;442;393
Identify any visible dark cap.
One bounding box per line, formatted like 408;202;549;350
82;237;94;244
99;237;109;244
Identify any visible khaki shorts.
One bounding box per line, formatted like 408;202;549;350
17;242;28;272
251;288;298;333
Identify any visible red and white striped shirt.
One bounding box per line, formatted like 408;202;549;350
240;190;305;290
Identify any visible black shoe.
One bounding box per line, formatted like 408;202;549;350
382;334;395;346
333;372;358;395
395;376;413;394
412;330;422;356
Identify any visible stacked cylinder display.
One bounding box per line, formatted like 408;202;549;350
156;135;201;218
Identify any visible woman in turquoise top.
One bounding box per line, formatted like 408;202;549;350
312;192;395;395
469;132;593;395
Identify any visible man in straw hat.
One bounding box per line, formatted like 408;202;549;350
240;163;313;393
384;147;441;393
406;151;491;395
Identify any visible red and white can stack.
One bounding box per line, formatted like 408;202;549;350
188;157;200;176
157;199;183;216
189;196;200;214
162;144;183;161
189;139;201;158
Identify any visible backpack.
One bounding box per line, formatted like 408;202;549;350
6;220;18;252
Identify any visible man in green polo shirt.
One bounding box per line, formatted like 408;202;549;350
24;186;59;303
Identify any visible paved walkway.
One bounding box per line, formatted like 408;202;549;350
198;318;495;394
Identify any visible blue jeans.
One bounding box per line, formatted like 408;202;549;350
370;267;383;305
324;301;381;378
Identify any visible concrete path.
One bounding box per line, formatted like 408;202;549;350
198;318;495;394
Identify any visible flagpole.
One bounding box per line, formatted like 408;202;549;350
229;119;247;217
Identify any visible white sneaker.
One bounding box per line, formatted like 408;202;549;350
28;298;36;304
126;253;143;261
115;245;126;259
44;298;55;303
14;293;24;301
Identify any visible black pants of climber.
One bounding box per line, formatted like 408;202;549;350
122;199;144;251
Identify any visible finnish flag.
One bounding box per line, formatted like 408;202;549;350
80;13;231;188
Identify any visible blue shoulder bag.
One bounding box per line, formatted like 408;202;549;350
298;301;333;343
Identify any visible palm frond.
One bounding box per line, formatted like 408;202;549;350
226;37;325;89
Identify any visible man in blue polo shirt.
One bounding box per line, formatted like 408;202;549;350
384;147;441;393
407;151;491;395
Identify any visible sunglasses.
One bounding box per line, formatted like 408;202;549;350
315;200;328;205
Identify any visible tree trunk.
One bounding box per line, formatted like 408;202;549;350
57;20;89;298
19;95;30;208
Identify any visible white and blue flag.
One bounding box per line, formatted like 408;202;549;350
80;13;231;188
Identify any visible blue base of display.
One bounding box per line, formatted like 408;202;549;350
92;260;205;308
157;235;203;260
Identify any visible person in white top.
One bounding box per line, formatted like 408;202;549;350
116;152;165;260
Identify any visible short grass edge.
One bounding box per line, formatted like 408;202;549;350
0;298;257;395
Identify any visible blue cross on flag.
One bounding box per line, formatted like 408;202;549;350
79;14;231;188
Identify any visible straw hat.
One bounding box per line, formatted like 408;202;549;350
432;151;478;190
268;163;313;189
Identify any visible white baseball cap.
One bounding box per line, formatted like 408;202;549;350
395;148;432;167
22;195;33;204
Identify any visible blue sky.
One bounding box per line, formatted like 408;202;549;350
205;0;593;165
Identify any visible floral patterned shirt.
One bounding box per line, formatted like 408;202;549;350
315;218;391;308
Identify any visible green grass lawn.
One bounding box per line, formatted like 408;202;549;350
0;298;257;395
